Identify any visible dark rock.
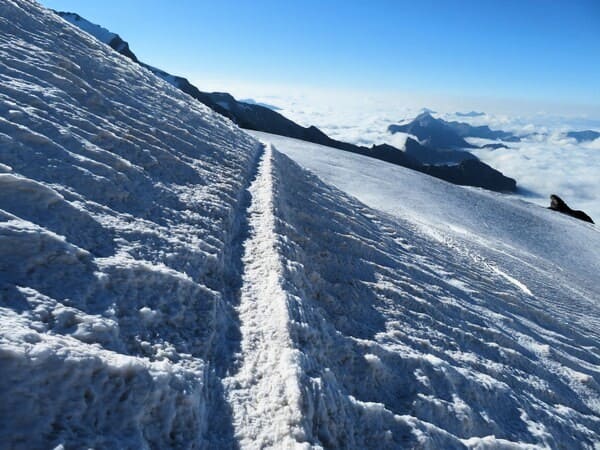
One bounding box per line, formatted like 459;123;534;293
548;195;594;223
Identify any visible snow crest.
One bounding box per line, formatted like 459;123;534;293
225;144;308;448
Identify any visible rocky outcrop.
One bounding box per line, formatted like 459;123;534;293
548;195;594;223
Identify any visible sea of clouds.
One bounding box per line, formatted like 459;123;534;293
198;81;600;222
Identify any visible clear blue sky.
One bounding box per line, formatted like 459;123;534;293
41;0;600;108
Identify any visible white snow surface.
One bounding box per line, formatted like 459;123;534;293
1;1;600;449
55;11;118;46
248;132;600;449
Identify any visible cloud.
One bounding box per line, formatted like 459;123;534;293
471;134;600;221
227;87;600;222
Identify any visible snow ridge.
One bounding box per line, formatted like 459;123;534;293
225;144;308;448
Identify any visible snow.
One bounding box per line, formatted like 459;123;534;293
249;131;600;448
1;1;260;448
1;1;600;448
224;144;308;448
56;11;118;45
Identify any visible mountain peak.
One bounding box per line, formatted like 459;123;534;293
415;111;435;121
389;112;519;148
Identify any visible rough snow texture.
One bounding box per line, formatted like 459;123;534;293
249;132;600;449
0;1;260;448
1;1;600;449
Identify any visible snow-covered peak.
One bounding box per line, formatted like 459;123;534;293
56;11;117;45
56;11;139;62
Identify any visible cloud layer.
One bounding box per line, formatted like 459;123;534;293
234;89;600;222
471;134;600;221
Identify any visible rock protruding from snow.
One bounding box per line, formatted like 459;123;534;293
549;194;594;223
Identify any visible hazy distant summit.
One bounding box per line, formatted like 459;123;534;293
566;130;600;142
389;112;520;148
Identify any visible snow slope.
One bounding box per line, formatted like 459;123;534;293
55;11;119;47
248;132;600;448
0;1;261;448
1;1;600;449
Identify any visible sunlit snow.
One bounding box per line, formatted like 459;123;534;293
0;1;599;449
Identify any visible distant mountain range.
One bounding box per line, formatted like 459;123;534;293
388;112;520;150
55;11;516;192
455;111;485;117
566;130;600;142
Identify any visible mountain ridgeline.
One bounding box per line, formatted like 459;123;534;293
56;11;516;192
566;130;600;143
388;112;520;148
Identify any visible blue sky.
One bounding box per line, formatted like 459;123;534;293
42;0;600;111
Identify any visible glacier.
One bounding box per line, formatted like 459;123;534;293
0;1;599;449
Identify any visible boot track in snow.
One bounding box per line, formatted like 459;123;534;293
224;144;307;448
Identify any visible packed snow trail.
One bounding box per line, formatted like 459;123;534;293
225;144;308;448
